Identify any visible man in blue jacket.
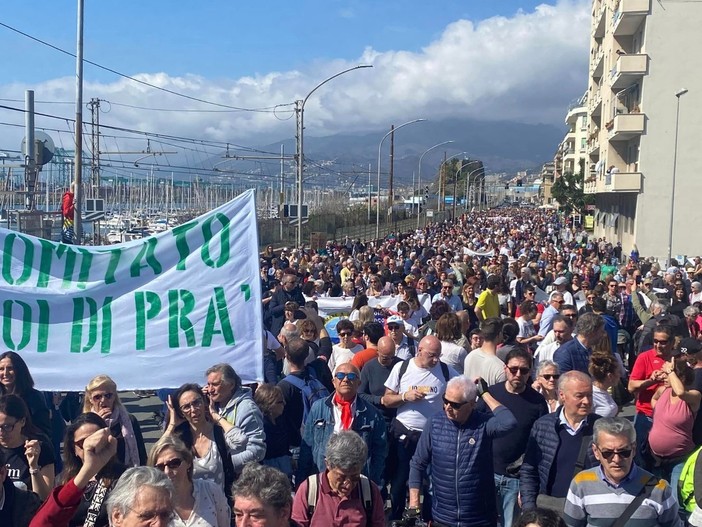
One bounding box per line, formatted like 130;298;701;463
520;370;601;511
297;362;387;487
408;375;517;526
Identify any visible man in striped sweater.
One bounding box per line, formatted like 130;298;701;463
563;417;682;527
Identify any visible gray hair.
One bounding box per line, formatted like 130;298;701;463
279;322;301;341
575;312;605;336
106;467;173;523
446;375;478;402
593;417;636;445
232;463;292;514
557;370;592;393
684;306;699;318
325;431;367;473
651;301;666;314
536;360;560;378
692;281;702;292
205;363;241;392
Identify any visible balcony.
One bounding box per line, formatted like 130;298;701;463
588;136;600;155
591;49;604;78
593;4;606;38
610;54;648;89
589;92;603;117
605;171;642;192
566;105;586;125
612;0;650;36
608;113;645;141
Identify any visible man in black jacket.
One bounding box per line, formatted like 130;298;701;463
268;270;305;336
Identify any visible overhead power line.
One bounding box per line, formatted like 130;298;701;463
0;21;293;113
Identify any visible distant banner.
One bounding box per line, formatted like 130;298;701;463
463;248;495;257
317;295;402;318
0;190;263;390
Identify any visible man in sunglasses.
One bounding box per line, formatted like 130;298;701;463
488;348;549;527
297;363;387;488
408;375;516;527
564;417;681;527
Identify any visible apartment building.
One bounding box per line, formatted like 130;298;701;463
585;0;702;262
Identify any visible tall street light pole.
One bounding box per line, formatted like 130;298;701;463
295;64;372;249
416;141;454;230
437;151;466;218
667;88;688;266
375;119;426;240
465;166;485;211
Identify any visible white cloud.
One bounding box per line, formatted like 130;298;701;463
0;0;590;150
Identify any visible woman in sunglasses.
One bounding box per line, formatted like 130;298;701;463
149;435;230;527
83;375;146;467
165;383;248;497
532;361;560;413
0;394;55;500
56;412;126;527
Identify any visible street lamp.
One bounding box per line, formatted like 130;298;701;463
465;166;485;211
438;151;466;216
416;141;454;229
295;64;373;248
667;88;688;266
375;119;426;239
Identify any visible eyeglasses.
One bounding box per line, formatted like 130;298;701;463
154;458;184;471
526;291;535;296
388;324;401;330
541;374;560;381
180;398;204;412
91;392;114;403
442;396;470;410
608;284;617;288
587;296;596;300
338;332;352;337
653;338;670;345
126;505;176;524
595;445;633;460
0;421;18;434
334;372;359;381
507;366;531;376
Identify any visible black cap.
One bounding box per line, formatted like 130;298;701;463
679;338;702;356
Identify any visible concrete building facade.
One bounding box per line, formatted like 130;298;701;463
584;0;702;262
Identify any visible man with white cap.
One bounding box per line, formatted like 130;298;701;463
553;276;574;305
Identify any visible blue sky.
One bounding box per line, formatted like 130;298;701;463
3;1;550;82
0;0;591;148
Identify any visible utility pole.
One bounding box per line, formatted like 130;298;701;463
440;151;447;212
453;159;462;219
295;99;303;248
388;125;395;227
24;90;36;210
73;0;85;243
280;144;284;242
88;98;100;198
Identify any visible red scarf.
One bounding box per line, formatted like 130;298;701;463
334;393;353;430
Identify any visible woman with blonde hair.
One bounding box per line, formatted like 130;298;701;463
149;435;230;527
83;375;146;466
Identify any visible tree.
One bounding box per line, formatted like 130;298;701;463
551;159;594;216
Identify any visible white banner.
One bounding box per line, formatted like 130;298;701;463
0;190;263;390
316;295;403;318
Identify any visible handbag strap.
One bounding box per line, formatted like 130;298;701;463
573;434;593;478
610;475;657;527
83;479;109;527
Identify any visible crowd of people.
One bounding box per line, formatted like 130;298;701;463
4;207;702;527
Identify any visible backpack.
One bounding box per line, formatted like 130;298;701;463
397;357;450;384
284;368;330;426
306;472;373;517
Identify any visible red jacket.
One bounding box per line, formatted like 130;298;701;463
29;479;83;527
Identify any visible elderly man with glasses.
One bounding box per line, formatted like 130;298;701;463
407;375;517;527
297;362;387;488
563;417;681;527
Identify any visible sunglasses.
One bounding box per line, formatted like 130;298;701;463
442;396;470;410
338;332;352;337
91;392;114;403
507;366;530;376
0;421;18;434
388;324;401;330
334;372;359;381
155;458;184;471
596;446;633;460
541;374;560;381
653;339;670;345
